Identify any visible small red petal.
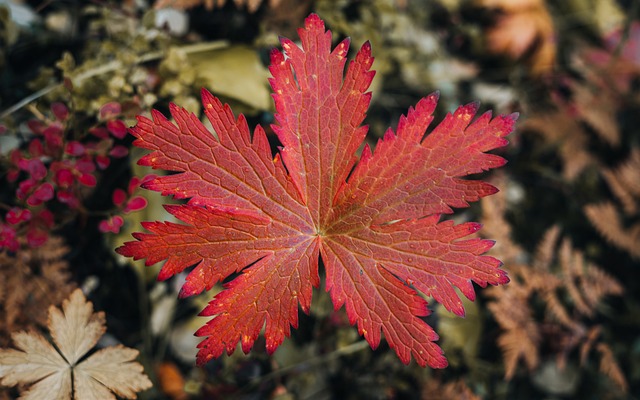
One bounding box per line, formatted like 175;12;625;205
124;196;147;213
99;215;124;234
96;155;111;170
56;169;75;188
57;190;80;208
89;127;110;139
28;139;44;157
112;215;124;229
44;125;64;149
0;225;19;252
65;141;85;156
17;179;38;200
7;170;19;182
27;119;46;135
37;209;55;228
109;145;129;158
99;102;122;120
26;227;48;247
79;173;97;187
51;102;69;121
76;157;96;174
112;188;127;207
34;182;55;201
107;120;128;139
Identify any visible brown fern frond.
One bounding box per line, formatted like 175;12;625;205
541;289;577;330
602;168;637;215
154;0;281;12
0;236;77;347
521;112;594;180
579;326;601;366
584;202;640;259
480;173;523;264
422;378;482;400
533;225;561;271
597;343;628;392
571;82;620;147
559;239;594;317
486;266;541;379
497;327;540;379
613;148;640;197
580;263;624;310
600;148;640;216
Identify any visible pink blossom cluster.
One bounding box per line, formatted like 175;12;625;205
0;101;147;251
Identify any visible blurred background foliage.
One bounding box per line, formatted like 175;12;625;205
1;0;639;399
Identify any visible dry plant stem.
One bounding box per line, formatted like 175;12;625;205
0;41;229;120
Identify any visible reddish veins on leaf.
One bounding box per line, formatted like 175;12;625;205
117;14;516;368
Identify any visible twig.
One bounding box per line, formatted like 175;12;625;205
0;41;229;120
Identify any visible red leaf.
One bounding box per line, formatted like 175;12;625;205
117;14;515;368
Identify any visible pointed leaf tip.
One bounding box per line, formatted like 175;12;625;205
304;13;324;28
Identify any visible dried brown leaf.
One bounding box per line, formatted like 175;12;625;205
580;263;623;309
585;202;640;259
520;112;593;180
601;148;640;215
571;83;620;147
0;289;152;399
579;326;601;366
486;219;623;383
0;236;76;347
597;343;628;392
480;174;523;264
533;225;560;271
476;0;555;75
559;239;593;317
422;378;481;400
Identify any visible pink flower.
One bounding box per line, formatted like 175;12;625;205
6;208;32;225
99;215;124;234
27;183;54;206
